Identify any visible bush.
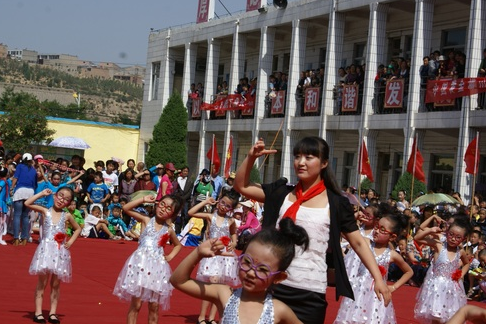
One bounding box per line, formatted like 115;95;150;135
391;172;427;202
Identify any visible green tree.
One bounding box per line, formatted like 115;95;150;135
391;172;427;203
360;177;373;192
145;92;187;167
250;165;261;184
0;87;55;152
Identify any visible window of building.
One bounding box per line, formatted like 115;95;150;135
353;43;366;66
430;154;454;193
392;153;403;187
283;53;290;73
343;152;355;187
150;62;161;101
442;28;466;54
272;55;279;73
477;155;486;197
319;48;327;68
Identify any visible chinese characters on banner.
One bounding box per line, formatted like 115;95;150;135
271;90;286;115
192;98;202;118
384;79;404;109
425;77;486;103
304;87;320;113
246;0;261;11
341;84;359;112
241;96;255;116
196;0;214;24
215;95;227;117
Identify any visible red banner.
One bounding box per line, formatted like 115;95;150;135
201;94;254;112
304;87;320;113
384;79;404;108
271;90;285;115
341;84;359;112
197;0;210;24
215;95;227;117
241;95;255;116
192;98;202;118
246;0;261;11
425;77;486;103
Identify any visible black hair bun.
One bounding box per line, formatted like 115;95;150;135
279;217;310;251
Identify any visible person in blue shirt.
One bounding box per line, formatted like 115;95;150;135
86;171;110;212
210;164;224;200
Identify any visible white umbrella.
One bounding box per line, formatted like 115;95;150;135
49;136;91;150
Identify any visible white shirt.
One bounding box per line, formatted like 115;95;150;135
277;195;330;294
102;171;118;194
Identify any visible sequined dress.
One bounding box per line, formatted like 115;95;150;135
414;242;466;323
196;212;240;287
334;243;396;324
113;218;173;309
29;210;72;283
220;288;274;324
344;226;374;285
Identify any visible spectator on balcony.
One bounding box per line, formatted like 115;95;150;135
435;56;449;79
196;82;204;99
429;50;441;73
446;50;457;75
188;83;197;110
296;71;306;113
249;77;257;97
355;65;365;87
455;52;466;79
220;81;229;95
374;64;387;114
280;73;288;92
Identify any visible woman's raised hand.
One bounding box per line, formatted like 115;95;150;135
249;138;277;158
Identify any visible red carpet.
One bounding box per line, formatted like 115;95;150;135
1;235;484;324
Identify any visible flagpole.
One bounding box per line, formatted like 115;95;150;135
210;134;215;171
472;131;479;208
410;135;417;203
358;136;363;202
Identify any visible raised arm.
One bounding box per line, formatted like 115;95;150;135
65;170;85;185
24;189;50;214
233;138;276;202
170;238;231;305
122;195;154;225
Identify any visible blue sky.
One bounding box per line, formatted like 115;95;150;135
0;0;248;66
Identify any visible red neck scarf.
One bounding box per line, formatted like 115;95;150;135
283;180;326;222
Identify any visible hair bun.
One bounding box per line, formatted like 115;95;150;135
278;218;309;251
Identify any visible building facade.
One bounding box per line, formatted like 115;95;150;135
140;0;486;203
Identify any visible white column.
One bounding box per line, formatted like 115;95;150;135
254;26;276;142
204;38;221;103
228;24;246;97
286;19;307;118
320;0;345;129
455;0;486;203
361;3;388;121
181;42;197;109
160;29;174;107
403;0;435;171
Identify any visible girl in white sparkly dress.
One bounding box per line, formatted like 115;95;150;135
188;189;240;324
25;187;81;324
414;216;471;324
114;194;182;324
334;211;413;324
171;217;308;324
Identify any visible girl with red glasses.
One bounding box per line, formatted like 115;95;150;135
414;215;472;323
335;207;413;323
171;217;309;324
187;189;241;324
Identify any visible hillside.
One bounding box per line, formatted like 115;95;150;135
0;58;143;124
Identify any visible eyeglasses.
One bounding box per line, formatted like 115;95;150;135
158;201;173;212
374;223;394;235
56;192;71;203
238;254;281;280
218;201;233;211
446;231;464;241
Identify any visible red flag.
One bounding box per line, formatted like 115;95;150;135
359;140;374;182
464;137;480;175
407;138;426;182
224;136;233;179
206;135;221;172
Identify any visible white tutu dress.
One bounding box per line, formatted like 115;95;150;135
113;218;173;309
196;212;240;287
334;242;396;324
414;241;466;323
29;209;72;283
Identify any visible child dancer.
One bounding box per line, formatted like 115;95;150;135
334;212;413;324
414;216;471;324
171;217;309;324
25;187;81;324
188;189;240;324
114;194;183;324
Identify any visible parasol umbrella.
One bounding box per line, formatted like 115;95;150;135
342;191;361;207
49;136;91;150
130;190;157;202
411;193;461;206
